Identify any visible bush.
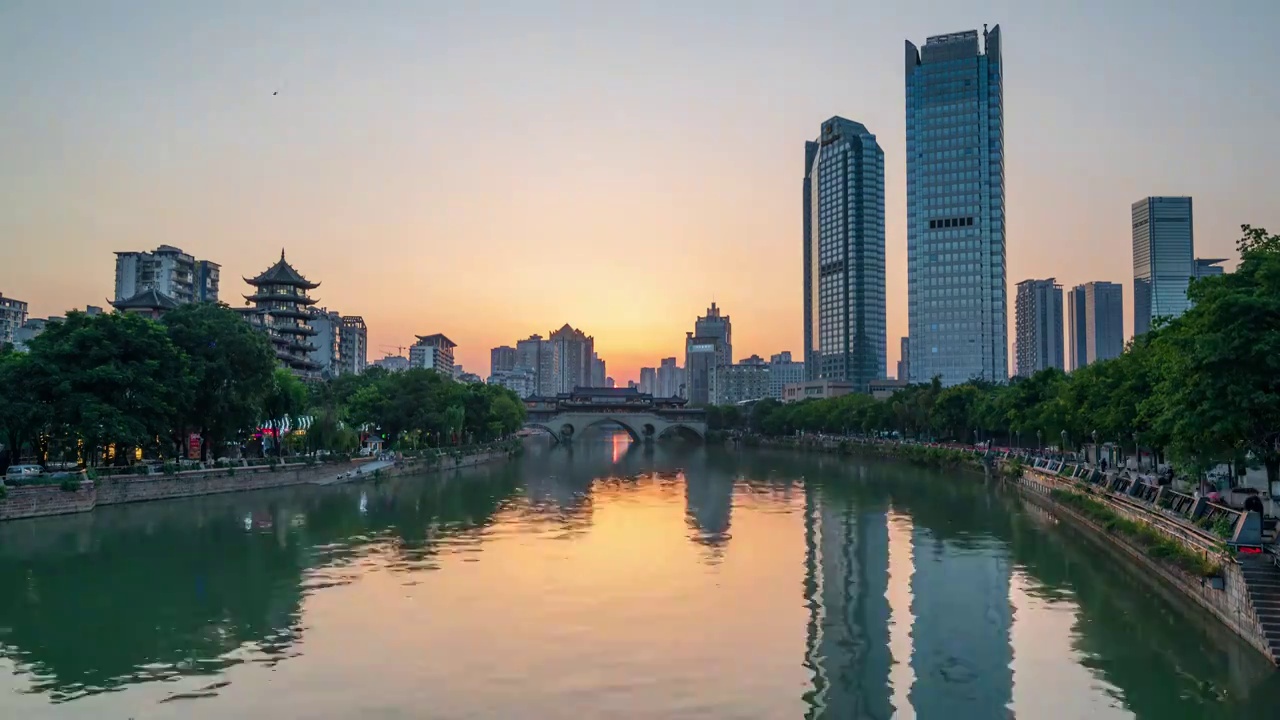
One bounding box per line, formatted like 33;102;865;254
226;466;236;478
60;478;80;493
161;462;179;476
1049;489;1221;577
0;484;7;500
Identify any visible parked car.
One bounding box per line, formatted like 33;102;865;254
4;464;44;481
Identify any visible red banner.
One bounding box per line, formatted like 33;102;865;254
188;433;202;460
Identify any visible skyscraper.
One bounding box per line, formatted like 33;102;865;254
339;316;367;375
409;333;457;376
591;353;606;388
1068;281;1124;370
694;302;732;366
1132;196;1194;335
906;25;1006;386
803;117;887;393
1014;278;1064;377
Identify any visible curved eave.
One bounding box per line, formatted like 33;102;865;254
242;293;319;306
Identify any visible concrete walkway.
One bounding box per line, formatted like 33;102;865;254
312;459;395;486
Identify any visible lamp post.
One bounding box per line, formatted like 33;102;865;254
1091;430;1099;465
1037;430;1042;453
1061;429;1069;457
1132;431;1140;470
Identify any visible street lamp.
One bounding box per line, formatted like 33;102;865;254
1091;430;1099;465
1132;431;1140;470
1061;429;1069;455
1036;429;1042;452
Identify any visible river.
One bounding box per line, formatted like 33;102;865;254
2;433;1279;719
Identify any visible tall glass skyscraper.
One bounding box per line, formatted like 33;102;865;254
803;116;887;393
905;25;1006;385
1132;196;1194;336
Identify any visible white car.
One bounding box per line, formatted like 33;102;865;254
4;464;43;481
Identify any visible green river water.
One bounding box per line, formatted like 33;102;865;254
2;433;1279;719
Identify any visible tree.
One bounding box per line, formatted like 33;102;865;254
1146;225;1280;485
163;303;277;460
25;312;189;466
0;350;47;466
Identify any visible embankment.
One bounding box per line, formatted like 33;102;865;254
0;447;515;523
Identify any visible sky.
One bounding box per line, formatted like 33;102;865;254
2;1;1278;383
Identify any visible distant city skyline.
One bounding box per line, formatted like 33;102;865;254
2;3;1277;382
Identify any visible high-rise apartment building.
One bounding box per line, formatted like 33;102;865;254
639;367;657;395
906;25;1006;386
1132;196;1194;335
515;334;556;396
657;357;683;399
114;245;220;305
803;117;887;393
0;293;28;346
339;316;367;375
591;353;606;388
548;324;594;393
768;351;805;400
1014;278;1063;377
309;309;343;378
409;334;457;376
490;345;517;375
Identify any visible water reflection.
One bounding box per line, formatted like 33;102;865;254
1;435;1279;718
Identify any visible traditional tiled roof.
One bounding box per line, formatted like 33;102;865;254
111;288;179;311
243;249;320;289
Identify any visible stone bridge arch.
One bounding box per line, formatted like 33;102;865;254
525;411;706;444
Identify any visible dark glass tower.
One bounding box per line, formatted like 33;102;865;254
803;117;887;392
906;25;1006;385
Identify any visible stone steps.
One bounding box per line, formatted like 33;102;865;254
1242;557;1280;662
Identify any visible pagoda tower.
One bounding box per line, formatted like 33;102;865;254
241;250;321;377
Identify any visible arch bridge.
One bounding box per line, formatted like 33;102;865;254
524;387;707;443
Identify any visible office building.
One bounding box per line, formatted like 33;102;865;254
658;357;684;398
1194;257;1227;279
1067;282;1123;371
695;302;732;366
1;293;30;345
548;324;594;393
339;316;368;375
803;116;887;393
491;345;517;375
717;355;770;405
639;367;657;395
783;379;854;404
1132;196;1194;335
906;25;1007;385
516;334;556;396
685;334;719;406
114;245;220;305
239;250;321;377
409;333;457;376
768;352;805;400
869;378;908;400
1014;278;1064;377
